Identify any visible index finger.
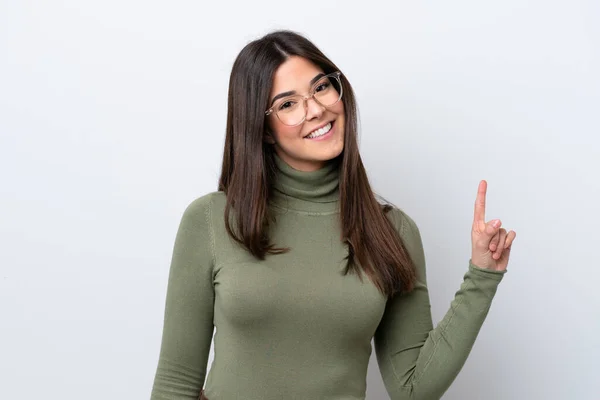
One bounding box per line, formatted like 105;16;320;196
474;180;487;223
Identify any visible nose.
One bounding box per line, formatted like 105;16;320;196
305;96;325;121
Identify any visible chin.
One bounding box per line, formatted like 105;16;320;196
315;145;344;162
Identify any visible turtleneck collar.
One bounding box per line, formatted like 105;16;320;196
269;152;341;214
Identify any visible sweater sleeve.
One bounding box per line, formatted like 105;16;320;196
150;195;216;399
374;209;506;400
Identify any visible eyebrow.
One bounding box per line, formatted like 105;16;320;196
269;73;326;107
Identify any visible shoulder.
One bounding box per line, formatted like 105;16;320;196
184;191;226;212
383;204;421;240
180;191;226;224
383;204;427;276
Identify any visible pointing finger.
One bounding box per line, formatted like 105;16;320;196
473;180;487;225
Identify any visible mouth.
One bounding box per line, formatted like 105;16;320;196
304;120;335;140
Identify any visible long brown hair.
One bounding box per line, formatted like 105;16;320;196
218;30;417;297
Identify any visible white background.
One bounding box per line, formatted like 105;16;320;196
1;1;599;399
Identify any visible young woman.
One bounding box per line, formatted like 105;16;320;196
150;30;516;400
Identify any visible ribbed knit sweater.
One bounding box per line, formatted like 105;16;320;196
150;153;506;400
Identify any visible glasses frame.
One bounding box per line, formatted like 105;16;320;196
265;71;343;127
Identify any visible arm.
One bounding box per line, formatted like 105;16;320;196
374;209;506;400
151;195;216;399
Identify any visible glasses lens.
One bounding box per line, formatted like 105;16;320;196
273;73;343;126
313;74;342;107
275;95;305;126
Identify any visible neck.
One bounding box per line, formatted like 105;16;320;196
273;149;326;172
269;152;341;214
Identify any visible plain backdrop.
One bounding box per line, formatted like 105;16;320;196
1;1;599;399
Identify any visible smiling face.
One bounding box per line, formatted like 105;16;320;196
265;56;345;172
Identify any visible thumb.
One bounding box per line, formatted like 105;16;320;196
485;219;502;237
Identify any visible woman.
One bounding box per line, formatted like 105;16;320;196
150;30;516;400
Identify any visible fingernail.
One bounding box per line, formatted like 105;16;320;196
492;220;500;228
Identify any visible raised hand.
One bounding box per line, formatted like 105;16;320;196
471;180;516;271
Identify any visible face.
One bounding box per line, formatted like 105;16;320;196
265;56;345;172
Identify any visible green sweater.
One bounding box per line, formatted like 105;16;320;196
150;154;506;400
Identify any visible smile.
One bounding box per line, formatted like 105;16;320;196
304;121;334;140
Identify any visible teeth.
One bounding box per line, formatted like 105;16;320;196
306;122;332;139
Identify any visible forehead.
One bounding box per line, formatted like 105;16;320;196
270;56;324;96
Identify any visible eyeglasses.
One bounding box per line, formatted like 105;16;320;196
265;71;343;127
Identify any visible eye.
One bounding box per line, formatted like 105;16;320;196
278;100;296;110
315;81;331;92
